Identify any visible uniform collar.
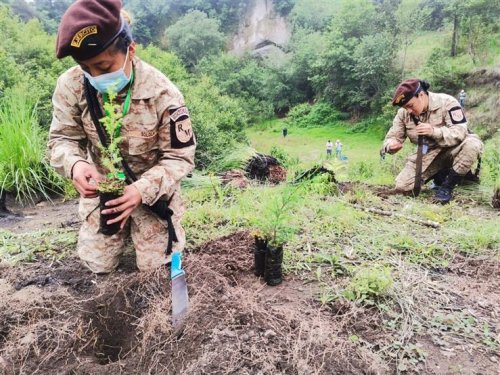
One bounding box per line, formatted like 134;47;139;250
426;91;441;112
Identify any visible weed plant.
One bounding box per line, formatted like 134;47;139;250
343;266;394;305
0;84;63;203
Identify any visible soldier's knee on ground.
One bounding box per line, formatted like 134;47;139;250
395;174;415;192
453;137;483;175
77;208;126;274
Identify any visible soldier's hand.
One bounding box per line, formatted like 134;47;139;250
386;140;403;154
101;185;142;230
416;122;433;136
72;161;103;198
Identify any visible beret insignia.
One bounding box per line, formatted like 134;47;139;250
70;25;98;48
395;94;405;104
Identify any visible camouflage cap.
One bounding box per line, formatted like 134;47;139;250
55;0;124;61
392;79;422;107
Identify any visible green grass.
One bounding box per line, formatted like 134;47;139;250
0;228;77;263
247;119;395;185
0;84;64;203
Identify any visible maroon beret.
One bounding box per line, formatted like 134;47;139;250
392;79;422;107
56;0;123;61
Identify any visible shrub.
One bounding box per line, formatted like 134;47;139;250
287;102;347;127
269;145;299;168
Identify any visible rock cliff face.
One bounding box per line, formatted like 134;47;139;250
230;0;291;56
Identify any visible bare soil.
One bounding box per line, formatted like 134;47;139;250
0;198;498;374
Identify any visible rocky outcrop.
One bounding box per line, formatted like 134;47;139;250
230;0;291;57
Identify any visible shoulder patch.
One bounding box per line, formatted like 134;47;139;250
170;106;194;148
448;106;466;125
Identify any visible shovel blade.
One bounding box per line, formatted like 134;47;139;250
172;274;189;328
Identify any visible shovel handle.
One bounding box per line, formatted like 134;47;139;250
171;252;184;279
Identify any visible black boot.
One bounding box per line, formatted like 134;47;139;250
264;244;283;286
254;236;267;277
462;170;480;184
0;190;11;217
430;168;450;189
434;169;462;204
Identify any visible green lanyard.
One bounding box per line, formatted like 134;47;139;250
102;69;135;139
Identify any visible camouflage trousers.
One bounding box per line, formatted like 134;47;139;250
395;135;483;192
77;194;186;273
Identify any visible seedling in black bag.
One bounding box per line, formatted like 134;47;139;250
96;91;126;235
253;186;300;286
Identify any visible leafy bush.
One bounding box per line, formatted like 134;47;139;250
0;84;63;203
344;266;393;304
422;48;468;93
184;75;248;169
269;145;299;168
287;102;347;127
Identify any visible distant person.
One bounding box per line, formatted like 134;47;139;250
282;127;288;138
459;89;466;108
381;79;483;204
326;140;333;158
335;139;342;159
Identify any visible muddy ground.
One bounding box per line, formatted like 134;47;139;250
0;197;499;374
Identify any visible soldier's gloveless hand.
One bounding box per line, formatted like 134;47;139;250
416;122;433;136
387;140;403;154
72;161;103;198
101;185;143;230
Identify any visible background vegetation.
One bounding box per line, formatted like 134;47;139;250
0;0;497;199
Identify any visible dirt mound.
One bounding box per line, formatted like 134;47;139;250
0;232;381;374
219;169;249;189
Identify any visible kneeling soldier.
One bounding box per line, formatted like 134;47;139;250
381;79;483;204
48;0;196;272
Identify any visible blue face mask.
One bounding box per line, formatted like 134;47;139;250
84;49;131;94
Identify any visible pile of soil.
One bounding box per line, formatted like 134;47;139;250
219;169;249;189
0;231;382;374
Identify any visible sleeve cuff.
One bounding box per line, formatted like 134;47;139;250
132;178;160;206
67;157;88;179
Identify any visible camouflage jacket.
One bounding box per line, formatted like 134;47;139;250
48;57;196;206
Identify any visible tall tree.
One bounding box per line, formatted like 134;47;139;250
165;10;225;69
314;0;398;115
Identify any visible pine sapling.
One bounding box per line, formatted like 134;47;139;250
97;91;126;194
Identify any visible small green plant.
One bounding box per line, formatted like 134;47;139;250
254;185;301;246
269;145;299;168
97;91;126;194
343;265;393;305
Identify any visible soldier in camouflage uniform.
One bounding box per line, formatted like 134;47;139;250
381;79;483;204
48;0;196;273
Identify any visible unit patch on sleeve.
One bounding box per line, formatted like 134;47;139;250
448;106;467;125
169;106;195;148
